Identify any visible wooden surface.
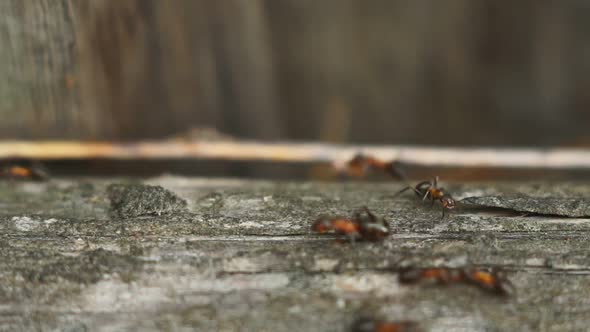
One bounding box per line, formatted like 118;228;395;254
1;177;590;331
2;1;590;146
0;0;81;138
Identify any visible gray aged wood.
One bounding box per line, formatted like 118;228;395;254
2;1;590;146
1;177;590;331
0;0;82;138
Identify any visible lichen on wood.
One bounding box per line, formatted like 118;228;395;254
107;183;188;218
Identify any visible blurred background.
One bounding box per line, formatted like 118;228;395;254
1;0;589;179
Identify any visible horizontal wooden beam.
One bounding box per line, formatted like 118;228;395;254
0;140;589;169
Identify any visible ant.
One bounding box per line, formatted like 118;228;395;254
351;317;421;332
312;206;390;242
0;164;48;181
398;267;515;296
398;267;463;284
463;267;515;296
395;176;456;218
344;153;404;179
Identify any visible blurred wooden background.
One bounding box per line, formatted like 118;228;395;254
1;0;590;148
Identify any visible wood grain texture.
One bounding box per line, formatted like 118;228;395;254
1;1;590;146
0;0;81;138
76;0;283;141
0;177;590;331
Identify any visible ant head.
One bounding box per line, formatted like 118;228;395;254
441;196;456;210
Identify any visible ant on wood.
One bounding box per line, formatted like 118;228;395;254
342;154;456;218
395;176;456;218
312;206;390;242
462;267;515;296
345;153;404;179
398;267;515;296
0;164;48;181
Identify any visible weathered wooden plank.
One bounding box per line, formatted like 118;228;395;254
0;177;589;331
0;0;82;138
2;1;590;148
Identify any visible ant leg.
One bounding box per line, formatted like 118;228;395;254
365;207;377;222
430;196;435;207
394;186;412;197
355;205;370;216
434;176;439;187
361;206;370;213
422;190;430;203
386;161;408;180
355;206;377;223
407;187;428;206
410;187;424;197
440;207;446;220
348;232;361;244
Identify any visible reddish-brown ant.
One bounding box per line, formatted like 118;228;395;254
395;176;456;218
463;267;515;296
0;165;48;181
352;317;421;332
398;267;463;284
313;216;362;241
312;207;390;242
398;267;514;296
345;154;404;179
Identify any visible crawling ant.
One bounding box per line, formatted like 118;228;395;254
351;317;421;332
344;154;404;179
398;267;463;284
0;164;48;181
312;206;390;242
398;267;514;296
463;267;515;296
313;216;362;241
395;176;456;218
344;155;455;218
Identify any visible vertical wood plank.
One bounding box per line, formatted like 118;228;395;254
0;0;82;138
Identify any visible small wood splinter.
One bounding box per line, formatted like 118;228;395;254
395;176;456;219
398;267;515;296
312;207;390;242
